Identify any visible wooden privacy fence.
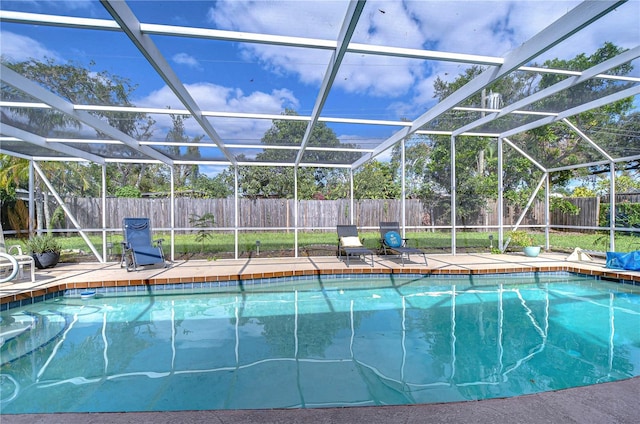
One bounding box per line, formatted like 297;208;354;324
56;196;605;232
63;198;429;230
550;197;600;229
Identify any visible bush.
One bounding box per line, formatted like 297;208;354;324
599;203;640;231
115;186;142;198
507;230;534;247
25;235;62;254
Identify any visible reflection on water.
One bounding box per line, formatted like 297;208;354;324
1;274;639;413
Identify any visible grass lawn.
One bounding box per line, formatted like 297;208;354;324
6;229;638;263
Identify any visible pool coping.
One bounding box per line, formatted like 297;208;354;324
2;253;640;311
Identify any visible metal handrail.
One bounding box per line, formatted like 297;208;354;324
0;252;19;283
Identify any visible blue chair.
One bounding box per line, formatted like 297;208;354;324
121;218;166;271
379;222;427;266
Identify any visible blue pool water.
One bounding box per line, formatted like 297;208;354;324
1;273;639;413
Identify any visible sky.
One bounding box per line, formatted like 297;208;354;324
1;0;639;170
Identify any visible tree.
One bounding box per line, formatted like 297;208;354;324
595;172;640;195
511;42;635;191
162;114;202;190
572;186;596;197
238;109;360;199
352;161;401;199
419;42;636;223
389;135;434;198
192;173;233;198
1;58;164;197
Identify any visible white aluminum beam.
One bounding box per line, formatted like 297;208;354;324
295;0;365;165
0;65;173;165
0;150;31;160
520;66;640;83
450;135;456;254
497;137;504;250
348;43;502;65
294;166;299;257
562;118;614;161
1;123;105;164
142;23;335;50
454;45;640;136
3;9;634;80
610;163;616;251
500;85;640;138
548;154;640;173
502;138;546;172
170;166;175;262
100;0;237;165
0;10;120;30
101;164;107;262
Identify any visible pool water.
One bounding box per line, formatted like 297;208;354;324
1;273;639;413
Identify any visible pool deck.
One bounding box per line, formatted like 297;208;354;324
1;252;639;423
3;251;640;306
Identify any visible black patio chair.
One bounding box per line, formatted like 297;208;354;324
379;221;427;266
336;225;374;267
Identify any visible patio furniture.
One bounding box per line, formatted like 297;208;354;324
121;218;167;271
337;225;374;267
379;222;428;266
0;222;36;283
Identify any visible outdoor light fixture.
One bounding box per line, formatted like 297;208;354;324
256;240;261;256
489;235;494;249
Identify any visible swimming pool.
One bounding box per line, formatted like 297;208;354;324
1;272;639;413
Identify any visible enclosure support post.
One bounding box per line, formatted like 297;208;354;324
609;162;615;252
170;165;175;262
401;138;406;238
234;166;239;259
544;173;550;250
29;161;34;235
101;164;107;262
497;137;504;250
451;135;456;255
294;166;299;258
349;168;354;225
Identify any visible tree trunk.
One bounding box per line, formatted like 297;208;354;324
135;164;146;189
43;191;51;234
36;188;44;235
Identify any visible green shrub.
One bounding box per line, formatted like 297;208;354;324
599;203;640;229
550;197;580;215
115;185;142;198
25;235;62;254
507;230;534;247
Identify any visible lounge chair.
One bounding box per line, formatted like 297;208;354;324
337;225;374;267
121;218;167;271
379;222;427;266
0;223;36;283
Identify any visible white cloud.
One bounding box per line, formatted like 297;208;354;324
137;82;299;142
207;1;349;39
172;52;202;70
53;0;96;12
203;0;635;119
0;31;61;62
